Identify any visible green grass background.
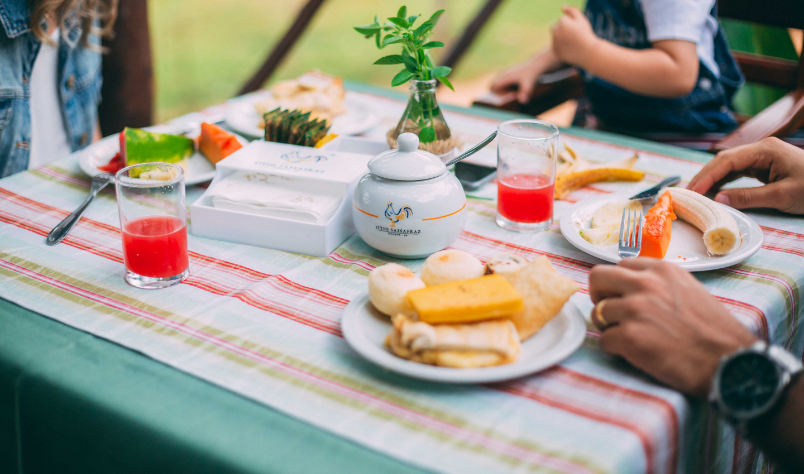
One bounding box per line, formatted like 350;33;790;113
148;0;582;122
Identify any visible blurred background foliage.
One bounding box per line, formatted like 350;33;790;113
148;0;799;124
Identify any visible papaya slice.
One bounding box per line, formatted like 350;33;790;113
639;191;676;259
199;122;243;165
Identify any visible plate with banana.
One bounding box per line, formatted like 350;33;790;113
559;188;763;272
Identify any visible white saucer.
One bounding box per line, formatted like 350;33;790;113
341;293;587;384
559;192;763;272
225;91;382;139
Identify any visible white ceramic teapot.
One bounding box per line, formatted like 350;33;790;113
352;133;467;259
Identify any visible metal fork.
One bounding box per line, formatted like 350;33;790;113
618;206;643;258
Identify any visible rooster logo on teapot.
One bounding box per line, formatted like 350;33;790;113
384;201;413;228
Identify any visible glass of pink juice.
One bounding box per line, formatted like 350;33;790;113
496;119;559;232
115;163;189;289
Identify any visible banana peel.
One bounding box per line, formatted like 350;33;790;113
555;168;645;200
554;142;643;200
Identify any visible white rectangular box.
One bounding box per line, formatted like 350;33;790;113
190;136;388;257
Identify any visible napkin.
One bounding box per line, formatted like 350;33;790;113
208;171;346;223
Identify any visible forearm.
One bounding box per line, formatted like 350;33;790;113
579;40;697;98
748;376;804;472
532;47;564;75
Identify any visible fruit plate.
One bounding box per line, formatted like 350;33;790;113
341;293;586;384
77;125;248;186
559;192;763;272
224;90;382;139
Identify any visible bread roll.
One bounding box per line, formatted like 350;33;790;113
484;253;528;275
368;263;425;317
421;249;484;286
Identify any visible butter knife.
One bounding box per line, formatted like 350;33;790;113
629;176;681;201
46;173;114;246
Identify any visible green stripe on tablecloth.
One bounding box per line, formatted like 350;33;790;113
344;80;715;165
0;253;601;473
0;297;424;474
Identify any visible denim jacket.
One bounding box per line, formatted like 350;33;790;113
580;0;744;134
0;0;101;178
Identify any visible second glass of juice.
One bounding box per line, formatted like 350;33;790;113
115;163;189;289
495;119;559;233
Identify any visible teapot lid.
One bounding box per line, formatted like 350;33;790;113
367;133;446;181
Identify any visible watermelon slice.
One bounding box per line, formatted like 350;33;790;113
198;122;243;165
120;128;194;177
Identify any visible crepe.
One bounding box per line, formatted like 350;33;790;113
255;71;346;125
385;314;521;368
498;256;580;341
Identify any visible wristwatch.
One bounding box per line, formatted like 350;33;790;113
709;341;803;435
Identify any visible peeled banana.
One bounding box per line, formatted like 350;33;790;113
667;188;740;255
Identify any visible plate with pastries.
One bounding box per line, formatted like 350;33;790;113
341;250;587;384
560;187;763;272
78;123;248;186
225;71;381;139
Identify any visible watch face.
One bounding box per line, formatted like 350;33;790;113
720;353;780;413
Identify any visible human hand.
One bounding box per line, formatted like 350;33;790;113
490;56;549;104
551;5;599;67
589;259;757;399
688;137;804;214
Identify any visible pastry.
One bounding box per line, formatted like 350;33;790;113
368;263;425;317
385;314;521;368
498;256;580;340
484;253;528;275
406;274;523;324
255;71;346;125
420;249;484;286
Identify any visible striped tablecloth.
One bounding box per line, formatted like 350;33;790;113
1;84;801;474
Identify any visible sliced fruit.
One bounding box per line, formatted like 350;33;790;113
198;122;243;165
98;152;124;174
120;128;194;178
554;168;645;200
314;133;338;148
580;226;620;246
639;191;676;258
667;188;740;255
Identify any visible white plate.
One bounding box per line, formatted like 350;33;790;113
225;90;382;139
77;125;248;186
341;293;587;384
559;192;763;272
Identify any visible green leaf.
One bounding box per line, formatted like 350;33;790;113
402;54;419;73
421;41;444;49
397;6;407;19
375;32;382;48
414;23;434;38
392;69;415;87
425;9;445;26
407;15;419;26
437;76;454;91
381;35;404;47
430;66;452;78
387;17;408;29
373;54;404;65
424;53;434;67
419;126;436;143
354;26;379;37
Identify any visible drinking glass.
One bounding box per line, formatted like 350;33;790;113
115;163;189;289
495;119;559;232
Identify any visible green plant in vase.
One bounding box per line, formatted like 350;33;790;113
355;6;458;156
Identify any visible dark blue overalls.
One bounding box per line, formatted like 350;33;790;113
576;0;744;134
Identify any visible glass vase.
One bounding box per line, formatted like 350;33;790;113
391;79;452;145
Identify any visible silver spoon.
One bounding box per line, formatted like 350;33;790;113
46;173;114;246
445;131;498;167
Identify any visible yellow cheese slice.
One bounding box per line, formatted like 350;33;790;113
406;274;523;324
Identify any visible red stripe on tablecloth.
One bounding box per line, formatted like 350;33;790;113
0;256;595;474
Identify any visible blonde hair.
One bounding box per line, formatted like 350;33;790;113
29;0;118;47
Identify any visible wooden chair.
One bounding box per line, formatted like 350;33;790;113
472;0;804;152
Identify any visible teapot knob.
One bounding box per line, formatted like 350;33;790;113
397;133;419;152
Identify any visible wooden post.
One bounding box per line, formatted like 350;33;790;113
237;0;327;96
438;0;505;81
98;0;153;136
